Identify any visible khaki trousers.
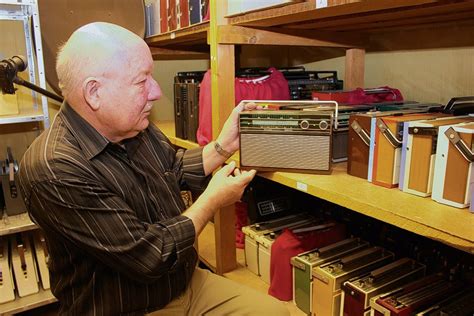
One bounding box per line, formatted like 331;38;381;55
148;267;290;316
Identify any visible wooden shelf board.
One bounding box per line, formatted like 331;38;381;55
154;120;200;150
145;22;209;47
150;47;209;60
0;107;44;125
0;213;37;236
253;162;474;254
0;287;57;315
229;0;474;32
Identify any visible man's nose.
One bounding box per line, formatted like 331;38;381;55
149;78;162;101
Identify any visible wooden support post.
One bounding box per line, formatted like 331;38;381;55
345;48;365;90
209;0;237;274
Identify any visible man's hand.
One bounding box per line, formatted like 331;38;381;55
201;161;256;209
216;102;259;154
183;161;256;235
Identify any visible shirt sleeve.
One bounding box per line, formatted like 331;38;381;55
26;177;196;284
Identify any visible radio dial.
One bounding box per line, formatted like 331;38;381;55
319;120;329;130
300;120;310;130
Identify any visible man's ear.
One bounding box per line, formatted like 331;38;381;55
83;77;101;111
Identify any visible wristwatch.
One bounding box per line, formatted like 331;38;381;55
214;141;232;159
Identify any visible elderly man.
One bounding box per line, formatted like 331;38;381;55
19;22;289;315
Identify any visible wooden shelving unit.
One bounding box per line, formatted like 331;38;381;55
152;0;474;274
0;288;57;315
155;121;474;254
0;213;37;237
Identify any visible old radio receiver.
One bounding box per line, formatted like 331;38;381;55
239;106;334;173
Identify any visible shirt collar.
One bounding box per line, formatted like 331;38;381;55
59;102;111;160
59;102;144;160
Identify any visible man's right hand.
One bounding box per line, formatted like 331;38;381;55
183;161;256;235
202;161;256;210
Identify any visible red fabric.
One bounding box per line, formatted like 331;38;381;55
312;86;403;105
268;223;346;301
235;201;248;249
197;70;212;145
196;68;290;145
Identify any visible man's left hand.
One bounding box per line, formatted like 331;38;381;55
216;102;258;154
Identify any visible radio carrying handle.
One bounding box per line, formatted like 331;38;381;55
350;120;371;146
376;118;403;148
445;127;474;162
444;96;474;113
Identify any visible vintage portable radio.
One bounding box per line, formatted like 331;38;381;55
281;103;373;162
0;237;15;303
347;108;432;180
2;147;27;216
239;110;334;173
173;82;200;142
415;287;474;315
173;71;204;142
32;230;50;290
432;122;474;208
160;0;168;32
10;233;39;297
291;237;370;315
201;0;209;21
167;0;177;31
257;220;328;284
371;113;446;188
189;0;201;24
312;246;394;316
242;213;312;276
281;69;342;100
370;274;466;316
341;258;425;316
176;0;189;28
400;116;474;197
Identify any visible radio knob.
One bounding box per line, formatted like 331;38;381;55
300;120;310;130
319;120;329;130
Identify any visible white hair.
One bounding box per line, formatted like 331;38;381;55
56;22;144;99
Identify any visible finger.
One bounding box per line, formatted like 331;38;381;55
233;168;242;176
244;102;257;110
237;169;257;184
218;161;236;177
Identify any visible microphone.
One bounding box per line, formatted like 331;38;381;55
0;55;28;94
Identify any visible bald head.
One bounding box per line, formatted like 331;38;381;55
56;22;146;100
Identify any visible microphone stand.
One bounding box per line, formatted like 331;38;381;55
12;76;63;103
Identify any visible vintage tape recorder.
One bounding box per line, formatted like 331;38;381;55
10;233;39;297
173;71;204;142
347;105;439;180
0;237;15;303
291;237;370;315
399;115;474;197
432;122;474;208
371;113;447;188
341;258;425;316
414;287;474;315
238;100;336;173
370;274;467;316
312;246;394;316
257;219;326;284
242;213;313;277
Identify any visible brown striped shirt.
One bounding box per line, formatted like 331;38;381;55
18;103;209;315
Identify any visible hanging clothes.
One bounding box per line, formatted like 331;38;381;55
196;68;290;145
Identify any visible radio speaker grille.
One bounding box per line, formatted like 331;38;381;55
240;133;330;171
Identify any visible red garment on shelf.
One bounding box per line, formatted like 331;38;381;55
268;223;346;301
312;86;403;105
196;68;290;145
